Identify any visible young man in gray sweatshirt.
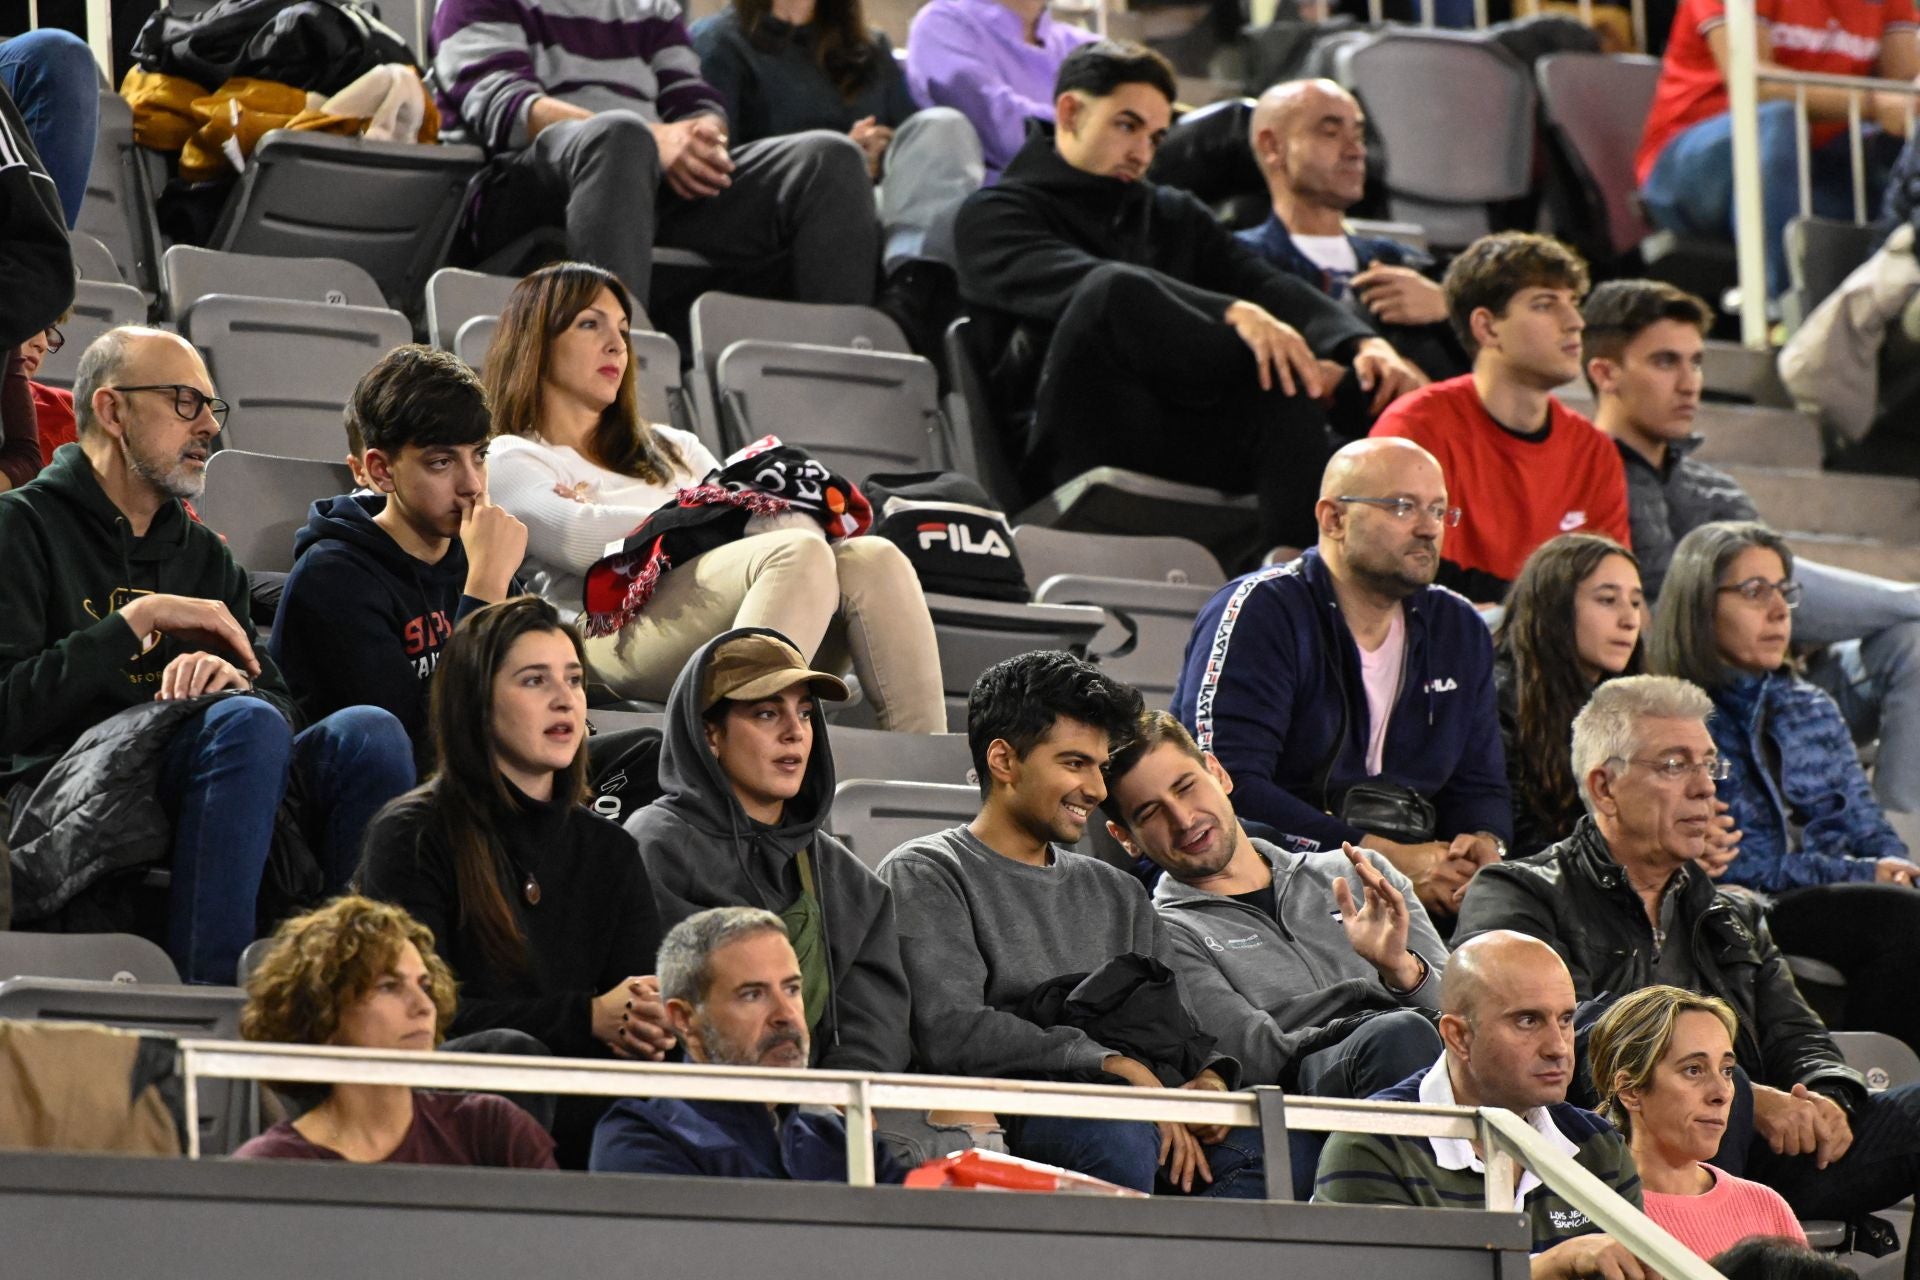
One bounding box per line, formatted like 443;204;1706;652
877;651;1263;1198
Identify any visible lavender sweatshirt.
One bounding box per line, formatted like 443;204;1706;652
904;0;1093;178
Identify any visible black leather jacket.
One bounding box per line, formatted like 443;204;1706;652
1456;817;1866;1110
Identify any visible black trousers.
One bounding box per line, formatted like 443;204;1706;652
1767;881;1920;1055
1029;262;1339;551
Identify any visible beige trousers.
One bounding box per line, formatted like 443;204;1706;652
584;530;947;732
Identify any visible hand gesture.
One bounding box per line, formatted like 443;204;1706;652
1351;337;1429;416
1752;1082;1854;1167
1335;842;1415;979
1698;799;1743;878
1224;300;1324;398
119;593;261;677
460;488;528;603
156;651;252;701
653;117;734;200
593;975;677;1060
848;115;892;179
1351;264;1450;327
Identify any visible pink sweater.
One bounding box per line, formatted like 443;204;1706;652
1642;1164;1807;1260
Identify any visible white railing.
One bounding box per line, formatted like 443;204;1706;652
176;1039;1719;1280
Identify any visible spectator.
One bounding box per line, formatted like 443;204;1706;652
955;40;1425;553
624;627;910;1073
691;0;983;338
1241;79;1466;382
1454;675;1920;1252
1370;232;1631;605
1;74;72;497
233;894;557;1169
272;347;528;769
482;262;944;730
18;320;75;467
1495;534;1649;856
879;651;1264;1197
0;30;96;227
1170;437;1511;920
1314;931;1649;1279
430;0;878;307
905;0;1094;181
1635;0;1914;299
0;327;412;983
1588;985;1805;1260
1648;521;1920;1048
356;596;672;1164
591;906;909;1181
1587;278;1920;817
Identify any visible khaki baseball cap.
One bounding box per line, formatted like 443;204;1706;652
701;633;850;710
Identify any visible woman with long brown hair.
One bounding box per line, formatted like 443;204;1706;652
357;595;674;1162
482;262;946;731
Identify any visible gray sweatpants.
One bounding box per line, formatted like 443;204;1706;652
876;106;983;272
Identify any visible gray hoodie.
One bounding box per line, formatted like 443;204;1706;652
623;627;911;1073
1152;838;1448;1088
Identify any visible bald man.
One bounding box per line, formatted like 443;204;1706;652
0;326;413;982
1315;932;1651;1279
1239;80;1464;383
1171;437;1511;919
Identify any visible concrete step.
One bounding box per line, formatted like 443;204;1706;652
1691;404;1824;470
1703;340;1791;407
1724;464;1920;542
1781;533;1920;582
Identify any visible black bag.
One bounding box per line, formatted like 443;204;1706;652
1338;779;1437;845
132;0;415;94
865;471;1030;603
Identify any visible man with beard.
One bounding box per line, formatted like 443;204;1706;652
590;906;908;1181
0;327;414;983
1171;438;1511;921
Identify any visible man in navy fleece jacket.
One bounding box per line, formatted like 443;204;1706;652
1170;437;1510;921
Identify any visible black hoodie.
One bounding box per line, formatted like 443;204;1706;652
0;443;294;791
0;79;73;350
270;494;487;766
624;628;912;1074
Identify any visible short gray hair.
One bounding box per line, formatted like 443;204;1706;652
657;906;788;1007
70;326;151;439
1648;520;1795;690
1569;674;1714;810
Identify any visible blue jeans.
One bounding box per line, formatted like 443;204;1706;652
1798;558;1920;815
1288;1008;1443;1197
1640;100;1886;299
1716;1067;1920;1230
1005;1115;1267;1199
158;698;414;984
0;30;98;228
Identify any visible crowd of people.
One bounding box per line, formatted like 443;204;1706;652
6;0;1920;1273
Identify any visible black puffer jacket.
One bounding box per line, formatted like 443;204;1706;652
1455;817;1866;1110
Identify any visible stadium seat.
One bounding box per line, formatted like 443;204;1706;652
1012;527;1225;590
425;267;520;350
919;595;1108;732
828;780;981;870
1342;30;1536;251
162;245;386;321
1783;215;1880;334
830;727;975;788
183;295;411;460
1834;1030;1920;1093
712;342;950;477
235;937;276;987
1029;575;1220;711
77;90;162;297
453;314;499;372
208;132;487;315
69;231;122;285
195;450;356;574
35;280;149;392
630;329;701;442
0;933;178;984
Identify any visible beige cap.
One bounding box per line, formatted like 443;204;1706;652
701;633;850;709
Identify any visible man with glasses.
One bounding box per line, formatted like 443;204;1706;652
1457;674;1920;1246
1172;437;1511;921
0;326;414;983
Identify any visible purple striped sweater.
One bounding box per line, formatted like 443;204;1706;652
430;0;726;153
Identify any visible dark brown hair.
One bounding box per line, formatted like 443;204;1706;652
1579;278;1713;393
1442;231;1591;352
347;343;490;458
736;0;882;100
1099;709;1204;827
483;262;687;486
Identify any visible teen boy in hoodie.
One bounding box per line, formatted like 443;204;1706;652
271;346;528;767
623;627;911;1076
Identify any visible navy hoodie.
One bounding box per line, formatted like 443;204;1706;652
1170;549;1510;850
270;495;486;764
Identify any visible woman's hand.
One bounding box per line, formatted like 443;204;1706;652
848;116;892;179
592;975;677;1059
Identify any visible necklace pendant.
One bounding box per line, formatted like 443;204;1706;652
523;872;541;906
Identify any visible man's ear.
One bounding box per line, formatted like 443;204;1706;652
1203;751;1234;796
1587;355;1620;397
665;998;698;1052
363;446;398;494
1587;764;1621;820
1468;304;1501;352
1253;125;1284;174
985;737;1020;789
1055;90;1085;138
1106;818;1138;857
703;717;724;757
1438;1011;1471;1062
89;386;129;443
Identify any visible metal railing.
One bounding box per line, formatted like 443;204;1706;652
177;1039;1720;1280
1358;0;1648;53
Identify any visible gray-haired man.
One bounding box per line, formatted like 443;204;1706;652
588;906;907;1181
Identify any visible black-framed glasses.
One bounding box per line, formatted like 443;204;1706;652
1620;755;1732;782
1335;495;1463;528
1716;577;1802;610
111;384;230;429
41;324;63;354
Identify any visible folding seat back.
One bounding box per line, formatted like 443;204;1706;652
827;781;983;870
1012;526;1225;590
1535;52;1662;259
184;295;412;460
195;449;357;573
690;292;909;443
163;245;385;320
0;933;179;984
1029;575;1222;711
712;342;949;478
454;314;499;372
35;280;149;392
1783;215;1881;331
77;90;162;296
69;231;123;284
828;728;975;788
426;267;520;350
1833;1030;1920;1092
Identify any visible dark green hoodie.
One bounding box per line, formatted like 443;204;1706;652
0;443;292;790
623;627;911;1074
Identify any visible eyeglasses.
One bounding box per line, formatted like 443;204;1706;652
1620;755;1732;782
1716;577;1802;610
111;384;230;430
41;324;63;354
1335;495;1463;527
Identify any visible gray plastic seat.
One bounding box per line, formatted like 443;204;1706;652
35;280;149;391
713;341;949;477
209;131;487;314
828;781;983;870
0;933;178;984
163;245;386;321
184;295;411;460
830;728;975;788
195;449;356;573
1834;1030;1920;1092
1535;53;1663;259
1343;30;1536;250
69;230;123;284
1013;526;1225;590
426;267;520;350
1031;575;1221;711
1784;216;1881;331
76;90;162;296
922;594;1108;732
453;314;499;373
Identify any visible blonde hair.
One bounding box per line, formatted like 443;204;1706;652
1588;984;1737;1137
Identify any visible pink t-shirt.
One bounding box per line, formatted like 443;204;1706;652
1641;1164;1806;1260
1358;607;1407;777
